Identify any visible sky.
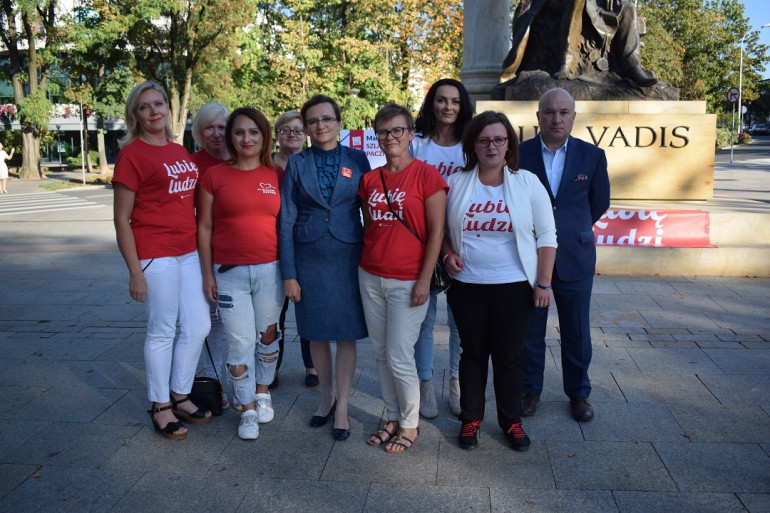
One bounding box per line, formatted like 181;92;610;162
741;0;770;79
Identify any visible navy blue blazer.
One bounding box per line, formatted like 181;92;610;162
518;135;610;281
279;145;371;280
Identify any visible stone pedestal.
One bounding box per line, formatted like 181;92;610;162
478;100;716;200
459;0;509;105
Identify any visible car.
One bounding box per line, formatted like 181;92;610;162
748;123;770;136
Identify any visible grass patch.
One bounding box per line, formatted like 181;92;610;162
39;172;113;190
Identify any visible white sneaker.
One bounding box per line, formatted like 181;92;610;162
255;392;274;423
238;410;259;440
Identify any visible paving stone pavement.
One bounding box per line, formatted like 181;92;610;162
1;249;768;512
0;169;769;512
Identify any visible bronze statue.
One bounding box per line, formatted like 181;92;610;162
501;0;656;87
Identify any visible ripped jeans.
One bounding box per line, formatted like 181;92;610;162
215;261;284;407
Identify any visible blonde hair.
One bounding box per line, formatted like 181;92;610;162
192;102;230;147
274;110;301;132
119;82;173;148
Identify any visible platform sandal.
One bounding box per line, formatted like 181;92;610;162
171;396;213;425
147;403;187;441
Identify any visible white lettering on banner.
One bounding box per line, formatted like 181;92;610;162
595;209;668;230
593;209;711;247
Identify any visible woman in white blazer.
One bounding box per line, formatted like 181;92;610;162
441;111;556;451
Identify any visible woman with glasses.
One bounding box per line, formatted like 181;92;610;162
197;107;283;440
279;95;370;441
358;103;447;453
442;111;556;451
191;102;231;410
272;110;319;389
113;82;212;441
411;78;474;418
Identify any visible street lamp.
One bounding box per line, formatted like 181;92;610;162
738;23;770;135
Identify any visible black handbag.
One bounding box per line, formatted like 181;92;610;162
189;338;224;416
379;170;451;292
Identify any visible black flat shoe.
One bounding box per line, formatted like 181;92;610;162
333;428;350;441
309;400;336;427
304;373;319;387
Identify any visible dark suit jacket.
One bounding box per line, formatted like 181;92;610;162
518;135;610;281
279;145;371;280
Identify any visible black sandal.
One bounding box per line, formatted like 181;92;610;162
384;427;419;453
147;403;186;441
171;396;212;425
368;422;398;446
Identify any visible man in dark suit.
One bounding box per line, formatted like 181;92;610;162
518;88;610;422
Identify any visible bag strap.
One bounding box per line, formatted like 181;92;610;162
379;169;424;245
203;337;220;382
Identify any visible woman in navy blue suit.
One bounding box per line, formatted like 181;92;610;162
279;95;371;441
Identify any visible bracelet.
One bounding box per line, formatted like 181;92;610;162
535;282;552;290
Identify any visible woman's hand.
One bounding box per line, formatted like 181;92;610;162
410;278;430;307
128;270;147;303
203;272;217;303
444;253;464;275
533;287;552;309
284;279;302;302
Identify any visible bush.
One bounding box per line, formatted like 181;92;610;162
715;127;734;148
738;131;752;144
67;149;99;167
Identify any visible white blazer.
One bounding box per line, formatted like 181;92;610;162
446;166;557;287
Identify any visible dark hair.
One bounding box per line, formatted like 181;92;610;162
225;107;276;169
373;103;415;131
462;111;519;172
300;94;341;126
414;78;474;140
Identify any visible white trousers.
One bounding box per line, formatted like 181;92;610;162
358;268;428;429
140;251;211;402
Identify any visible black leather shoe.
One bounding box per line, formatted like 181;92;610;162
333;427;350;441
309;400;336;427
521;393;540;417
304;373;319;388
570;397;594;422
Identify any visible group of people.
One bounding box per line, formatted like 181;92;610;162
113;78;610;452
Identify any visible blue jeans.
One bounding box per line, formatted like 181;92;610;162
414;291;461;380
215;262;283;407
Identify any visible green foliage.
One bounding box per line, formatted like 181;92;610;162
19;90;53;128
714;127;733;148
67;149;99;167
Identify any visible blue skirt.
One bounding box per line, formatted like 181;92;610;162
294;231;368;341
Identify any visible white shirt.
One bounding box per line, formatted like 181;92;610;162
454;180;527;284
540;138;568;196
411;135;464;183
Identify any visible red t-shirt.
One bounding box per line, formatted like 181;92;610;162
191;150;227;177
112;139;198;260
199;163;282;265
358;159;447;280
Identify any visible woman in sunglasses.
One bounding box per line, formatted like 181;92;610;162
442;111;556;451
358;103;447;453
272;110;319;389
279;95;370;441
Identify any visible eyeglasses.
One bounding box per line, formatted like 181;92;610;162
305;116;337;128
476;137;508;148
277;127;305;136
375;127;408;140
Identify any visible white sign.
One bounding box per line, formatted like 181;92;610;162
340;129;386;169
727;87;740;103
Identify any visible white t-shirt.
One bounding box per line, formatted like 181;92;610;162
454;181;527;284
411;135;464;183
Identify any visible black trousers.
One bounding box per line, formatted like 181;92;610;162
447;280;534;430
277;297;314;371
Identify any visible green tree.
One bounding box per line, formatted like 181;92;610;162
640;0;769;113
59;0;136;172
0;0;61;180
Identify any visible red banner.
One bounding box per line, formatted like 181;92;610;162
593;209;714;247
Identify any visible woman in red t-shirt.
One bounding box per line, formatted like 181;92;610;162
197;107;284;441
113;82;212;441
190;102;230;409
358;104;447;453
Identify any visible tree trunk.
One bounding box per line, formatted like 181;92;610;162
82;112;93;173
19;128;41;180
97;127;109;174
